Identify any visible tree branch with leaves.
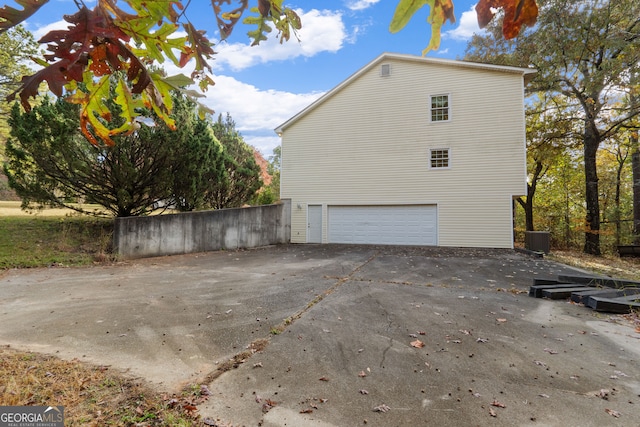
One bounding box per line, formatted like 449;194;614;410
0;0;538;146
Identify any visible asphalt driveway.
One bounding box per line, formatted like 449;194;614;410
1;244;639;426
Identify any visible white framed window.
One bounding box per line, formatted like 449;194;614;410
430;148;450;169
430;94;450;122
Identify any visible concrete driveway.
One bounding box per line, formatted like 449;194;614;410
1;245;639;426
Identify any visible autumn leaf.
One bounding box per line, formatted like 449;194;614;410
410;339;425;348
373;403;391;412
0;0;48;31
475;0;538;39
491;400;506;408
605;408;620;418
66;75;116;146
390;0;455;55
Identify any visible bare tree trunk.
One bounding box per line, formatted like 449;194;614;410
517;160;545;232
614;158;624;247
633;134;640;245
584;126;601;255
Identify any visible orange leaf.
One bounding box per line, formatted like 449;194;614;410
475;0;538;39
410;339;425;348
491;400;506;408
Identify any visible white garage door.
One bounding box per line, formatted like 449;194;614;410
328;205;437;246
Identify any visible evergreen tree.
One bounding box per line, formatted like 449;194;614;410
4;94;223;217
208;113;262;209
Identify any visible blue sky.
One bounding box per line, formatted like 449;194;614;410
25;0;486;156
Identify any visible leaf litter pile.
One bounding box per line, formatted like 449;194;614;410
0;347;210;426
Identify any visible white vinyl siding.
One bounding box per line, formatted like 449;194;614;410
280;55;529;248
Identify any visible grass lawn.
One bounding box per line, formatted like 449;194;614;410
0;210;114;268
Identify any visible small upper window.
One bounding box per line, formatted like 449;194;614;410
430;149;450;169
430;94;449;122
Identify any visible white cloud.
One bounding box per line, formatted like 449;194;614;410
26;15;327;155
30;19;70;41
201;75;324;154
346;0;381;11
213;9;346;71
443;4;485;41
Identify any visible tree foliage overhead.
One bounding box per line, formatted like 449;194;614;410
0;0;537;146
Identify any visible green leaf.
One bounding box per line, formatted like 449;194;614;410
65;74;116;146
390;0;455;55
163;73;195;88
390;0;430;33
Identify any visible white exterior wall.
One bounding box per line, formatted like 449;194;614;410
280;56;528;248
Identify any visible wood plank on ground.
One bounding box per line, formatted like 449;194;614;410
529;283;583;298
541;286;595;300
587;293;640;313
570;288;640;304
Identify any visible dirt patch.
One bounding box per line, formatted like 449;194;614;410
0;346;209;426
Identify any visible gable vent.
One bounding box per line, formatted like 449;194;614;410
380;64;390;77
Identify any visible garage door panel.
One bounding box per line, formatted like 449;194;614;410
328;205;437;246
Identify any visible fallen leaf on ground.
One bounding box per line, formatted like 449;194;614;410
373;404;391;412
496;318;507;323
319;376;329;381
544;348;558;354
358;370;367;377
300;408;313;414
491;400;506;408
539;394;550;398
360;389;369;395
411;339;425;348
489;407;497;417
476;338;489;343
605;408;621;418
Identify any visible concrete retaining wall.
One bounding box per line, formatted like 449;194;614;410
114;200;291;259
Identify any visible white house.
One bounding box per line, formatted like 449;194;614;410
275;53;536;249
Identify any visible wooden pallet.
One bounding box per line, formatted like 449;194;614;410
529;277;640;314
617;245;640;257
